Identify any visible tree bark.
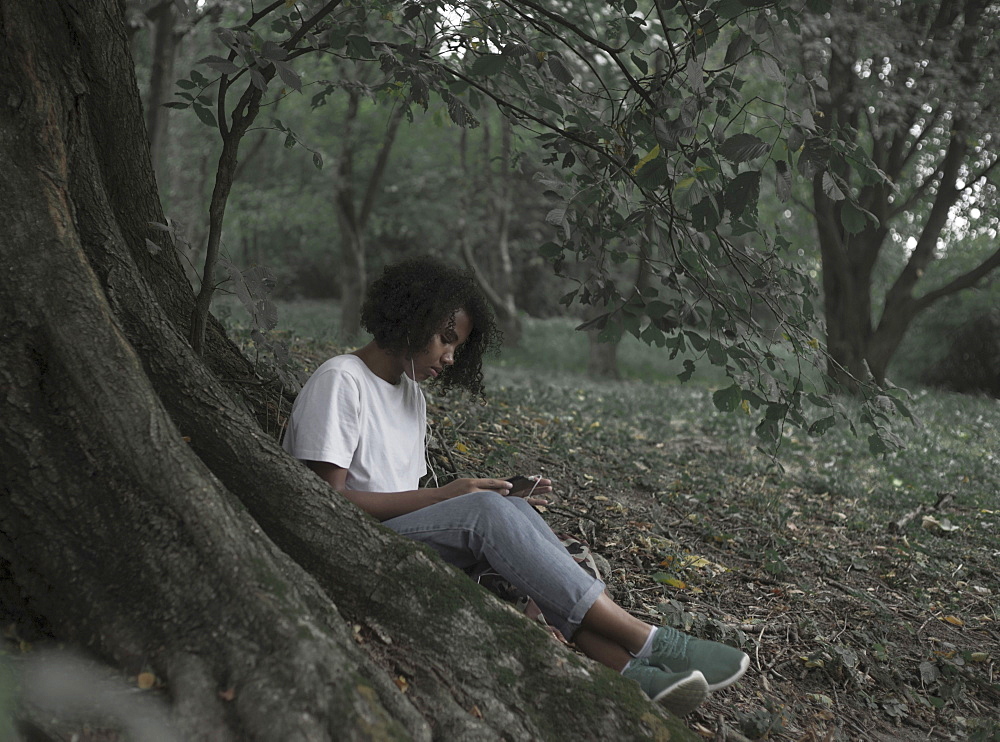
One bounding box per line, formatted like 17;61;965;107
0;2;695;739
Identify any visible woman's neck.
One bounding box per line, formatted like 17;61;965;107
353;342;406;385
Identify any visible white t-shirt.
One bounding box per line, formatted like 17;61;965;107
282;354;427;493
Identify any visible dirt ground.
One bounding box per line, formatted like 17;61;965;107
424;384;1000;742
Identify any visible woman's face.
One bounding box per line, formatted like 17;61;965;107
405;309;473;382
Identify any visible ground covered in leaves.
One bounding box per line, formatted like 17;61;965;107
422;364;1000;742
258;319;999;741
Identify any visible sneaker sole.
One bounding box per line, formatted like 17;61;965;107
705;652;751;692
651;670;709;716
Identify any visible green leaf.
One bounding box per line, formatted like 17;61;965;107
797;137;830;179
623;312;641;338
539;242;562;258
840;200;868;234
765;403;788;420
346;35;374;59
868;433;889;455
724;170;760;217
200;55;240;75
547;55;573;85
545;207;567;226
760;55;783;81
808;415;836;436
535;95;564;117
176;78;198;90
503;43;531;56
685;331;708;351
756;418;779;441
716;0;748;18
691;196;720;231
261;40;287;62
249;68;267;91
775;160;792;202
724;31;752;65
713;384;742;412
635;157;669;189
822;172;845;201
645;300;670;318
471;53;506;77
807;393;832;408
677;359;696;383
193;103;216;127
707;339;727;365
630;52;648;75
312;152;323;169
273;60;301;92
444;94;478;128
640;324;665;347
163;101;190;110
787;125;805;154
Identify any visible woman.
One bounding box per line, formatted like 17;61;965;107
282;257;749;716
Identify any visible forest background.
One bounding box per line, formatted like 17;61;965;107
2;0;999;740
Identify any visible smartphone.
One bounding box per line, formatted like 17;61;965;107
506;475;535;488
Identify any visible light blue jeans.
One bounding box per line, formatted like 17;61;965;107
383;491;605;638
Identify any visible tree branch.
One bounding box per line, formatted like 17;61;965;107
914;246;1000;312
359;99;408;227
497;0;656;109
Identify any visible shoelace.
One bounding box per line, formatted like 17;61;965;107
653;625;691;660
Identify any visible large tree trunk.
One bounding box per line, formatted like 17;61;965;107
817;219;877;390
0;2;694;739
810;3;1000;391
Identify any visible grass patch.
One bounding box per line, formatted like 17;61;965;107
494;315;730;386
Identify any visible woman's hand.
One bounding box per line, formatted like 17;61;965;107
507;475;552;506
437;478;513;500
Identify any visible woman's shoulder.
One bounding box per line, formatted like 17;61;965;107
307;354;367;386
316;353;365;372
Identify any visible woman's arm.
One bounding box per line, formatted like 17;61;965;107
305;460;516;521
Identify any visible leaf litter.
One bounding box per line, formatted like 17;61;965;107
421;366;1000;742
258;336;1000;741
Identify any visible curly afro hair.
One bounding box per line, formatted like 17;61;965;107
361;256;502;396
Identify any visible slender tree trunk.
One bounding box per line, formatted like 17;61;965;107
460;117;523;346
586;302;621;379
0;2;699;738
335;89;407;340
145;0;178;189
335;90;368;339
490;117;522;345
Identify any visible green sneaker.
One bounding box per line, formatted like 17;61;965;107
621;659;708;716
647;626;750;691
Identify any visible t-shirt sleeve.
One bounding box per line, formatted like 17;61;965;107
283;366;362;467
